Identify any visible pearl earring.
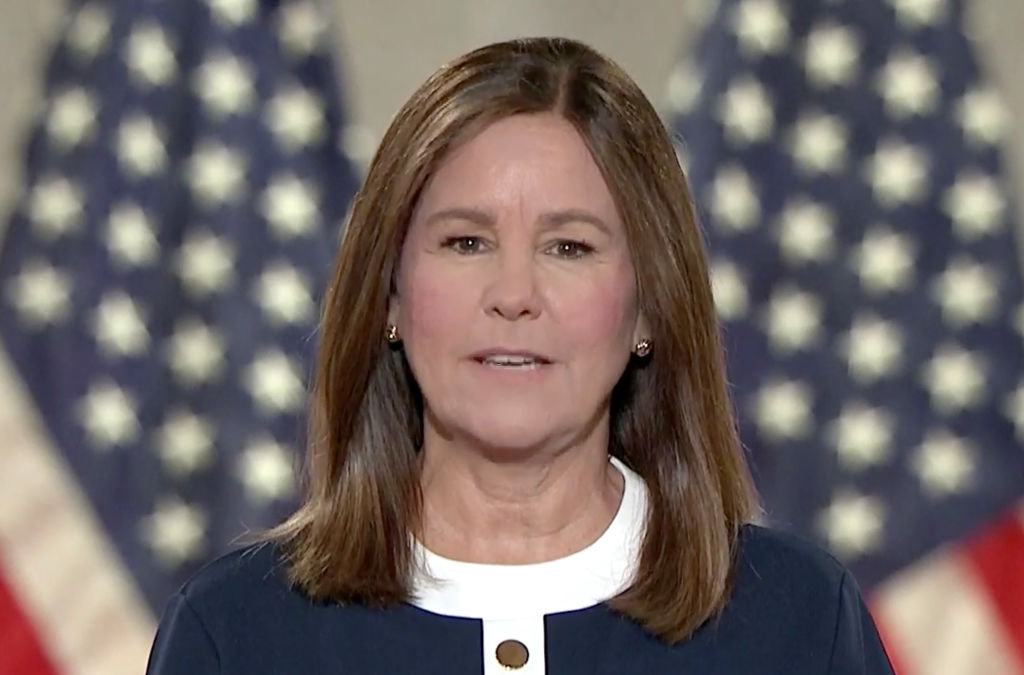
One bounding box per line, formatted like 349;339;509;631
633;338;652;357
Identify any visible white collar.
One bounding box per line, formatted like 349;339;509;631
409;455;649;620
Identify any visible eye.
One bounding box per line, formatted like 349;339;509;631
548;239;595;259
441;236;486;254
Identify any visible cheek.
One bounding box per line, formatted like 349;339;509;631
399;260;471;348
554;271;637;351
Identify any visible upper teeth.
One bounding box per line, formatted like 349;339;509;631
484;355;539;365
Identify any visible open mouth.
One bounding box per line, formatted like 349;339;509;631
473;356;552;370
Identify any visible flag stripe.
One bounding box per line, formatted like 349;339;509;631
962;504;1024;668
872;542;1024;675
0;351;155;674
0;564;56;675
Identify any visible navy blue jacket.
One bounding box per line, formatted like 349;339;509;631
146;525;895;673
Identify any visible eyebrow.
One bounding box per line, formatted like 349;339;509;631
423;207;613;236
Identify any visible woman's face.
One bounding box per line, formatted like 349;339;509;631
390;113;647;456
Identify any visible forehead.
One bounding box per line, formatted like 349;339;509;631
414;113;620;222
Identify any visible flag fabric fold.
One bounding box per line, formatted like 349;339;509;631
670;0;1024;672
0;0;360;671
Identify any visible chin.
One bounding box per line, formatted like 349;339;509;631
439;406;563;456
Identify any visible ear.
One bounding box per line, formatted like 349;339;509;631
632;311;651;345
387;294;399;328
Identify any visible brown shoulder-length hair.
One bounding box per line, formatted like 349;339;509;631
270;36;759;644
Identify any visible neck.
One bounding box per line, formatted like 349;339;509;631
416;420;624;565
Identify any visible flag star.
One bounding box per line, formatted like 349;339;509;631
140;499;207;568
107;203;159;267
117;115;167;178
341;124;377;168
124;24;177;87
828;404;895;471
176;231;235;296
91;292;150;358
260;174;319;238
1003;381;1024;441
205;0;257;25
956;88;1008;146
731;0;789;56
266;85;326;150
66;2;111;61
155;410;216;477
186;142;247;206
717;77;774;145
710;259;749;321
236;436;296;504
804;23;860;88
753;379;814;442
865;139;929;206
710;165;760;232
912;431;975;497
841;314;904;383
28;176;84;239
789;111;848;174
890;0;948;27
165;318;226;387
5;261;73;328
854;227;916;294
664;60;700;115
875;50;939;118
921;344;986;414
276;1;325;57
46;87;97;148
77;380;140;449
931;258;998;327
253;262;315;325
245;350;306;415
194;52;255;117
762;286;822;353
817;490;886;559
943;171;1006;239
777;199;836;264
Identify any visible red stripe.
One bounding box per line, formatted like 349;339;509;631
867;602;910;675
0;562;58;675
962;507;1024;669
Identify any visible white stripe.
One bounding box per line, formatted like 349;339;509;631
410;455;647;620
873;545;1023;675
0;349;155;675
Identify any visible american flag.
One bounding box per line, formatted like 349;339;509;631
0;0;360;672
670;0;1024;672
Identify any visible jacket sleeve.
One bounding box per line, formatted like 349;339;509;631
827;571;896;675
146;592;220;674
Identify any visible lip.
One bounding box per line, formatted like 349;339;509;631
470;348;554;364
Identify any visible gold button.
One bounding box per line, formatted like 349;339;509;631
495;639;529;669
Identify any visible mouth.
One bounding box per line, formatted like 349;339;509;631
470;350;554;371
473;358;548;370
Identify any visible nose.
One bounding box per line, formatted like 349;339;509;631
482;248;542;321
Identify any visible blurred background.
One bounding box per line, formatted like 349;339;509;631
1;1;1023;673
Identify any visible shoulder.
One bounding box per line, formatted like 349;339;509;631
148;542;303;673
725;525;895;673
698;524;894;672
719;525;851;643
179;540;284;596
174;540;302;620
734;523;848;591
729;523;851;615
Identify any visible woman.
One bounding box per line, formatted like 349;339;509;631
147;37;894;674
